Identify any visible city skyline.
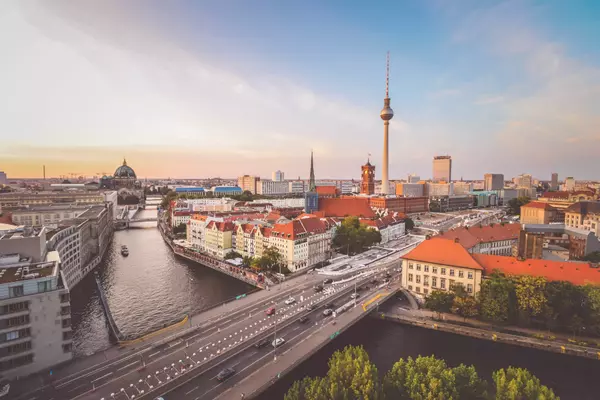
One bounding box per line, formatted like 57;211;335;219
2;0;599;179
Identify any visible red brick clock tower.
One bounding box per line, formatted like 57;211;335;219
361;159;375;195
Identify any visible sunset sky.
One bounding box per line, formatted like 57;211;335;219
1;0;599;180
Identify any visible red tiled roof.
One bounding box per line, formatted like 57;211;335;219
271;217;328;240
316;186;339;196
541;191;569;199
402;238;483;270
317;197;375;218
522;201;555;210
296;213;317;219
207;221;235;232
173;211;193;216
473;254;600;286
437;224;521;249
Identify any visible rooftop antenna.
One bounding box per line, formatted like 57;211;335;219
385;51;390;99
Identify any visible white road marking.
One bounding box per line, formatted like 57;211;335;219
91;372;113;383
117;360;140;371
185;385;199;395
149;351;161;358
67;383;86;393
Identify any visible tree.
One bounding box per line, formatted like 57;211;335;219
452;364;488;399
479;273;516;324
332;217;382;255
452;295;480;321
512;275;547;321
252;247;286;273
493;367;558;400
172;223;187;234
160;190;177;209
241;255;253;268
224;251;242;260
324;345;380;400
404;217;415;231
507;196;531;215
581;284;600;336
543;280;584;332
424;290;455;318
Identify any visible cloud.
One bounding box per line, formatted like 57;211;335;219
474;95;504;105
429;88;461;99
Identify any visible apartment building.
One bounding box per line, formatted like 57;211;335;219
432;156;452;182
0;191;105;209
520;202;559;224
11;205;91;228
361;215;405;244
437;223;521;256
395;183;424;197
402;237;483;296
237;175;260;194
257;180;289;196
204;221;235;259
0;241;72;378
564;201;600;235
484;173;504;191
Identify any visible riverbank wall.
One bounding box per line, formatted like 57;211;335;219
380;312;600;361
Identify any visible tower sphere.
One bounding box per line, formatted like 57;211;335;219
380;106;394;121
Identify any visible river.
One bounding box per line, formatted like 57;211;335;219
259;317;600;400
70;207;253;356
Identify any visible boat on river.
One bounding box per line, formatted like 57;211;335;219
121;245;129;256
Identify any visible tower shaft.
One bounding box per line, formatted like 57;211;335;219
382;121;389;195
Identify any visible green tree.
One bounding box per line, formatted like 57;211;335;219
224;251;242;260
241;255;253;268
424;290;455;319
493;367;558;400
507;196;531;215
332;217;382;255
284;376;329;400
404;217;415;231
452;295;480;321
383;356;458;399
581;284;600;336
172;223;187;234
512;275;547;320
160;190;177;209
324;345;380;400
453;364;488;399
543;280;584;332
479;273;517;324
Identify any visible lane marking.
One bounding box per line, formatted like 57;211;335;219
149;351;161;358
91;372;113;383
185;385;199;395
117;360;140;371
67;383;86;393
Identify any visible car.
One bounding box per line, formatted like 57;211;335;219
324;302;335;309
306;304;314;311
314;285;324;292
254;338;270;349
350;293;359;299
265;307;276;316
323;308;333;316
272;337;286;348
299;316;309;323
323;278;333;284
0;382;8;399
216;367;236;382
285;297;296;305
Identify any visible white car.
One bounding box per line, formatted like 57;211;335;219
284;297;296;305
350;293;359;299
272;337;286;348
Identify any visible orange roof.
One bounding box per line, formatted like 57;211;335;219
522;201;555;210
437;224;521;249
402;238;483;270
271;217;328;240
473;254;600;286
316;186;339;196
207;221;235;232
317;197;375;218
296;213;317;219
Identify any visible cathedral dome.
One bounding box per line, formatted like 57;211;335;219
114;159;136;179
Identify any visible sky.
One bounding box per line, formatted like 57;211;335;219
1;0;599;180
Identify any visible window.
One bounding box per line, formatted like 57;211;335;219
416;286;421;293
440;278;446;289
432;267;438;274
38;281;51;293
9;286;24;298
467;284;473;293
416;275;421;284
416;264;421;271
432;277;437;287
423;276;429;287
63;343;72;353
441;268;446;275
424;265;429;272
449;269;455;277
408;274;413;282
468;271;473;279
424;288;429;295
458;271;464;278
450;279;455;289
408;285;413;290
6;331;19;341
408;263;414;270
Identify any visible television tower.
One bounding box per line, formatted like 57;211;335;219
380;52;394;195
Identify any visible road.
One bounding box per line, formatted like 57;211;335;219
149;274;389;400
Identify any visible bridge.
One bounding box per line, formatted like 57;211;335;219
10;259;400;400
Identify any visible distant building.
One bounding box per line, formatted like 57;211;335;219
360;160;375;195
427;182;453;197
315;197;375;219
453;182;474;195
551;173;559;190
520;202;559;224
0;229;73;378
429;195;473;212
237;175;260;194
407;174;420;184
174;187;205;195
368;196;429;214
272;170;285;182
564;201;600;236
211;186;243;197
515;173;533;189
316;186;339;198
437;223;521;256
257;180;289;196
564;177;576;191
288;180;304;194
395;183;424;197
484;173;504;191
0;171;7;185
304;152;318;214
432;155;452;182
519;224;600;260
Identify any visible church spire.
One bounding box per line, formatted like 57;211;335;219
309;150;316;191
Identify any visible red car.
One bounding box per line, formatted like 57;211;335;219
265;307;276;316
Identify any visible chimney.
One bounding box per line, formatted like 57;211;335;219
425;235;431;240
454;237;460;243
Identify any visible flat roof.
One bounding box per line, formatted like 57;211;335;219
77;205;107;219
0;259;57;284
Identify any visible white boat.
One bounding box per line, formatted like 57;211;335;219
121;245;129;256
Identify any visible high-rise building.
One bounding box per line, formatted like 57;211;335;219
257;180;289;195
551;173;558;190
565;177;576;191
379;52;394;195
237;175;260;194
484;173;504;191
360;159;375;195
272;170;285;182
0;171;7;185
407;174;420;183
432;156;452;182
516;173;533;188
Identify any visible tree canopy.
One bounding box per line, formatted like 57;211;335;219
286;346;556;400
506;197;531;215
332;217;382;255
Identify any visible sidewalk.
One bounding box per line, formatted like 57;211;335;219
10;273;319;399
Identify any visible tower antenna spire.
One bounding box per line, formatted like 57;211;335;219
385;51;390;99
